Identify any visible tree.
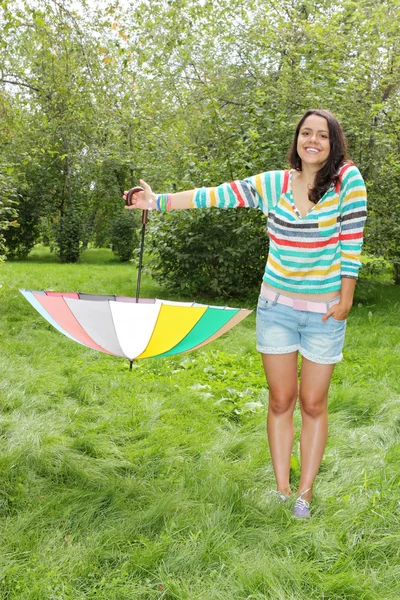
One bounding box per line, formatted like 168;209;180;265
0;164;17;262
0;90;18;261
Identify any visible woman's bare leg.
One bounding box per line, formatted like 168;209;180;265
297;357;335;501
261;352;299;494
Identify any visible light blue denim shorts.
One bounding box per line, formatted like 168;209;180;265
256;291;347;364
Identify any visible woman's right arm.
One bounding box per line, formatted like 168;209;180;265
125;172;281;215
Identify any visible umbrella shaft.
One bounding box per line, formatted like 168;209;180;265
136;220;146;302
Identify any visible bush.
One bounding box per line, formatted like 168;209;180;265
0;165;17;262
4;195;40;259
147;208;268;299
55;208;82;263
110;210;140;262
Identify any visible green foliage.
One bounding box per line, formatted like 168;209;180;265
4;194;40;259
110;209;140;262
1;0;400;285
148;208;268;298
364;157;400;284
4;146;67;258
359;257;394;284
0;0;121;260
0;163;17;262
90;159;132;249
55;208;82;263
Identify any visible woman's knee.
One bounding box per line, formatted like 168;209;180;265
299;393;327;419
269;390;298;415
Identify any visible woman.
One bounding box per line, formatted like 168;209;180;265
125;109;367;518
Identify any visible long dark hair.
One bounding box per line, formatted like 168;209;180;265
288;109;350;204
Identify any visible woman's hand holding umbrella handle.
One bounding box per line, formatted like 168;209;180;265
124;179;156;210
123;179;195;211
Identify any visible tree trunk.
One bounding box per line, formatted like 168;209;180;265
394;262;400;285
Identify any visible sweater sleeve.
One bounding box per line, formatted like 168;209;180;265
191;171;286;216
339;165;367;279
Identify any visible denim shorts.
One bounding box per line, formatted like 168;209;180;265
256;292;347;364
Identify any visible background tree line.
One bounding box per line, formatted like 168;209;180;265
0;0;399;295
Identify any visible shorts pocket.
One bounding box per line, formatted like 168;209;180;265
330;315;347;324
257;295;275;310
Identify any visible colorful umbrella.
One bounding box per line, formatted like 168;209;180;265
20;189;252;369
20;290;252;369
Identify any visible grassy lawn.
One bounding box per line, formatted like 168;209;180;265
0;247;399;599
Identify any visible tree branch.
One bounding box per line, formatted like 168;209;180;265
0;77;52;99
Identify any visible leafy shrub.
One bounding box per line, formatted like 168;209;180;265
55;208;82;263
4;154;65;259
363;159;400;285
0;165;17;262
4;195;40;259
359;258;392;283
110;209;140;262
147;208;268;299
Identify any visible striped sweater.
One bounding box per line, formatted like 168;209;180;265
192;164;367;294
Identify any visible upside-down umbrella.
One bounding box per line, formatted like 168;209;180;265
20;196;252;369
20;291;251;369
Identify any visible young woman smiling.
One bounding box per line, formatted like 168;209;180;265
125;109;367;518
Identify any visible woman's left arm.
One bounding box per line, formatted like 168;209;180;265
322;277;356;322
322;166;367;322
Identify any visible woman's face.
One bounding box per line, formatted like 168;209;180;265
296;114;330;168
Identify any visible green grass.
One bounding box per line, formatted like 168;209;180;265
0;246;399;599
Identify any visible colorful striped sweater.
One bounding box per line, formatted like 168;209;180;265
192;164;367;294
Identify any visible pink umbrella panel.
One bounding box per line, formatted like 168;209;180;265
20;290;252;365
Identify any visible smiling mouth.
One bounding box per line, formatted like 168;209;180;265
305;148;320;153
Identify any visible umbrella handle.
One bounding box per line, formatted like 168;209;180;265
125;185;144;207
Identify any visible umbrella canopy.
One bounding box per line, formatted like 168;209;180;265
20;290;252;362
